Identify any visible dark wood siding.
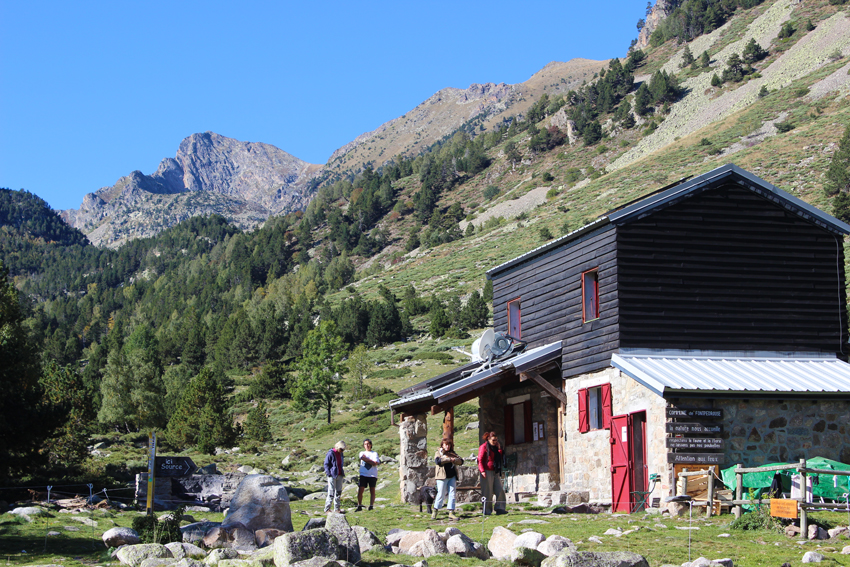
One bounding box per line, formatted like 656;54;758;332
491;225;620;378
616;183;848;352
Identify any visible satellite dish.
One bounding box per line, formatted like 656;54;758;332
491;332;512;357
475;329;495;361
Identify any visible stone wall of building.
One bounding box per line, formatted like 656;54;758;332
479;380;561;494
398;413;430;503
682;397;850;466
561;368;669;503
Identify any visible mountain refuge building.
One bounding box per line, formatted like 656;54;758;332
390;163;850;512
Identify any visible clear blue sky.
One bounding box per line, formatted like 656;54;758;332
0;1;647;211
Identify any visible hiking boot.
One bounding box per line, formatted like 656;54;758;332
431;508;439;520
355;505;363;512
448;511;458;520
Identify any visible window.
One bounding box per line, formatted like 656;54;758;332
582;269;599;322
504;399;532;445
577;383;612;433
507;298;521;338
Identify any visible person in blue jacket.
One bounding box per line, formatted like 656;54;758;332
323;441;346;513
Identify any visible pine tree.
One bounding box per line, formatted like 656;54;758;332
681;45;695;68
827;125;850;222
293;321;347;424
244;400;272;442
166;367;236;454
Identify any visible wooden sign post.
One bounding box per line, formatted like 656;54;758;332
146;431;157;515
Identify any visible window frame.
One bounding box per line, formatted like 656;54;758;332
581;268;600;323
577;383;612;433
503;399;533;446
507;297;522;339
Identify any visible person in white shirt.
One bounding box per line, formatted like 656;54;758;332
355;439;380;511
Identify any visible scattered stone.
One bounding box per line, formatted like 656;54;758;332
514;531;546;551
808;525;828;540
325;513;360;564
829;527;849;538
103;527;141;547
165;543;205;560
181;522;220;544
47;531;61;536
421;529;448;558
413;561;427;567
352;526;382;553
802;551;825;563
70;516;98;527
398;532;427;555
255;528;285;548
116;544;173;567
64;526;81;532
139;559;179;567
537;535;575;557
273;529;341;567
603;528;622;536
488;526;517;560
407;541;426;557
588;536;603;544
10;506;49;521
204;548;239;565
541;550;649;567
842;545;850;554
785;525;802;537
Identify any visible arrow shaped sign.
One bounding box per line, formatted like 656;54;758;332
155;456;196;477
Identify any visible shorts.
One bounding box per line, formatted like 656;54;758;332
358;475;377;488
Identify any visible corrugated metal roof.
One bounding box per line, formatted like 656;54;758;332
389;341;562;410
611;349;850;397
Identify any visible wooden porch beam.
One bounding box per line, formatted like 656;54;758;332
520;370;568;406
442;406;454;444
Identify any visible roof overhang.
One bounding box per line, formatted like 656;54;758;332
611;349;850;398
390;341;562;414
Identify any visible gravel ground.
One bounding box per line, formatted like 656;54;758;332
609;1;850;172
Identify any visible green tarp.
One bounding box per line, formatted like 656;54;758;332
720;457;850;502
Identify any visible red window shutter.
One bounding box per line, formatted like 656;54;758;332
601;383;612;430
504;404;514;446
578;388;589;433
523;400;533;443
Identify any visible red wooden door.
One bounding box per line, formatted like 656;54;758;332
610;414;632;513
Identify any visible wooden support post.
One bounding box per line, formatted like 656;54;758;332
706;466;715;518
442;406;454;444
679;468;689;497
800;458;808;539
735;464;743;519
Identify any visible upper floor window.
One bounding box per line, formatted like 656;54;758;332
578;383;612;432
508;298;521;338
582;269;599;322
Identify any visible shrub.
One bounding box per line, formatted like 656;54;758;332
541;172;555;182
758;86;769;98
483;185;500;200
538;226;554;240
776;121;795;133
778;21;795;39
546;188;560;199
132;506;185;544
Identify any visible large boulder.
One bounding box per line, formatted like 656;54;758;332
273;529;340;567
397;532;427;555
116;544;173;567
324;513;360;564
487;526;517;560
352;526;382;553
181;522;221;544
537;535;575;557
255;529;286;548
514;532;546;551
222;475;293;534
541;550;649;567
165;543;205;560
421;529;448;558
103;527;141;547
512;546;546;567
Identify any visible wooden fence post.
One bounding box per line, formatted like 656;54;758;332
799;458;808;539
735;464;743;519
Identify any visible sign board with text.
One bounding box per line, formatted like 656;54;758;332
770;498;798;518
155;456;196;477
668;452;725;465
666;422;723;435
667;408;723;419
666;437;724;450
